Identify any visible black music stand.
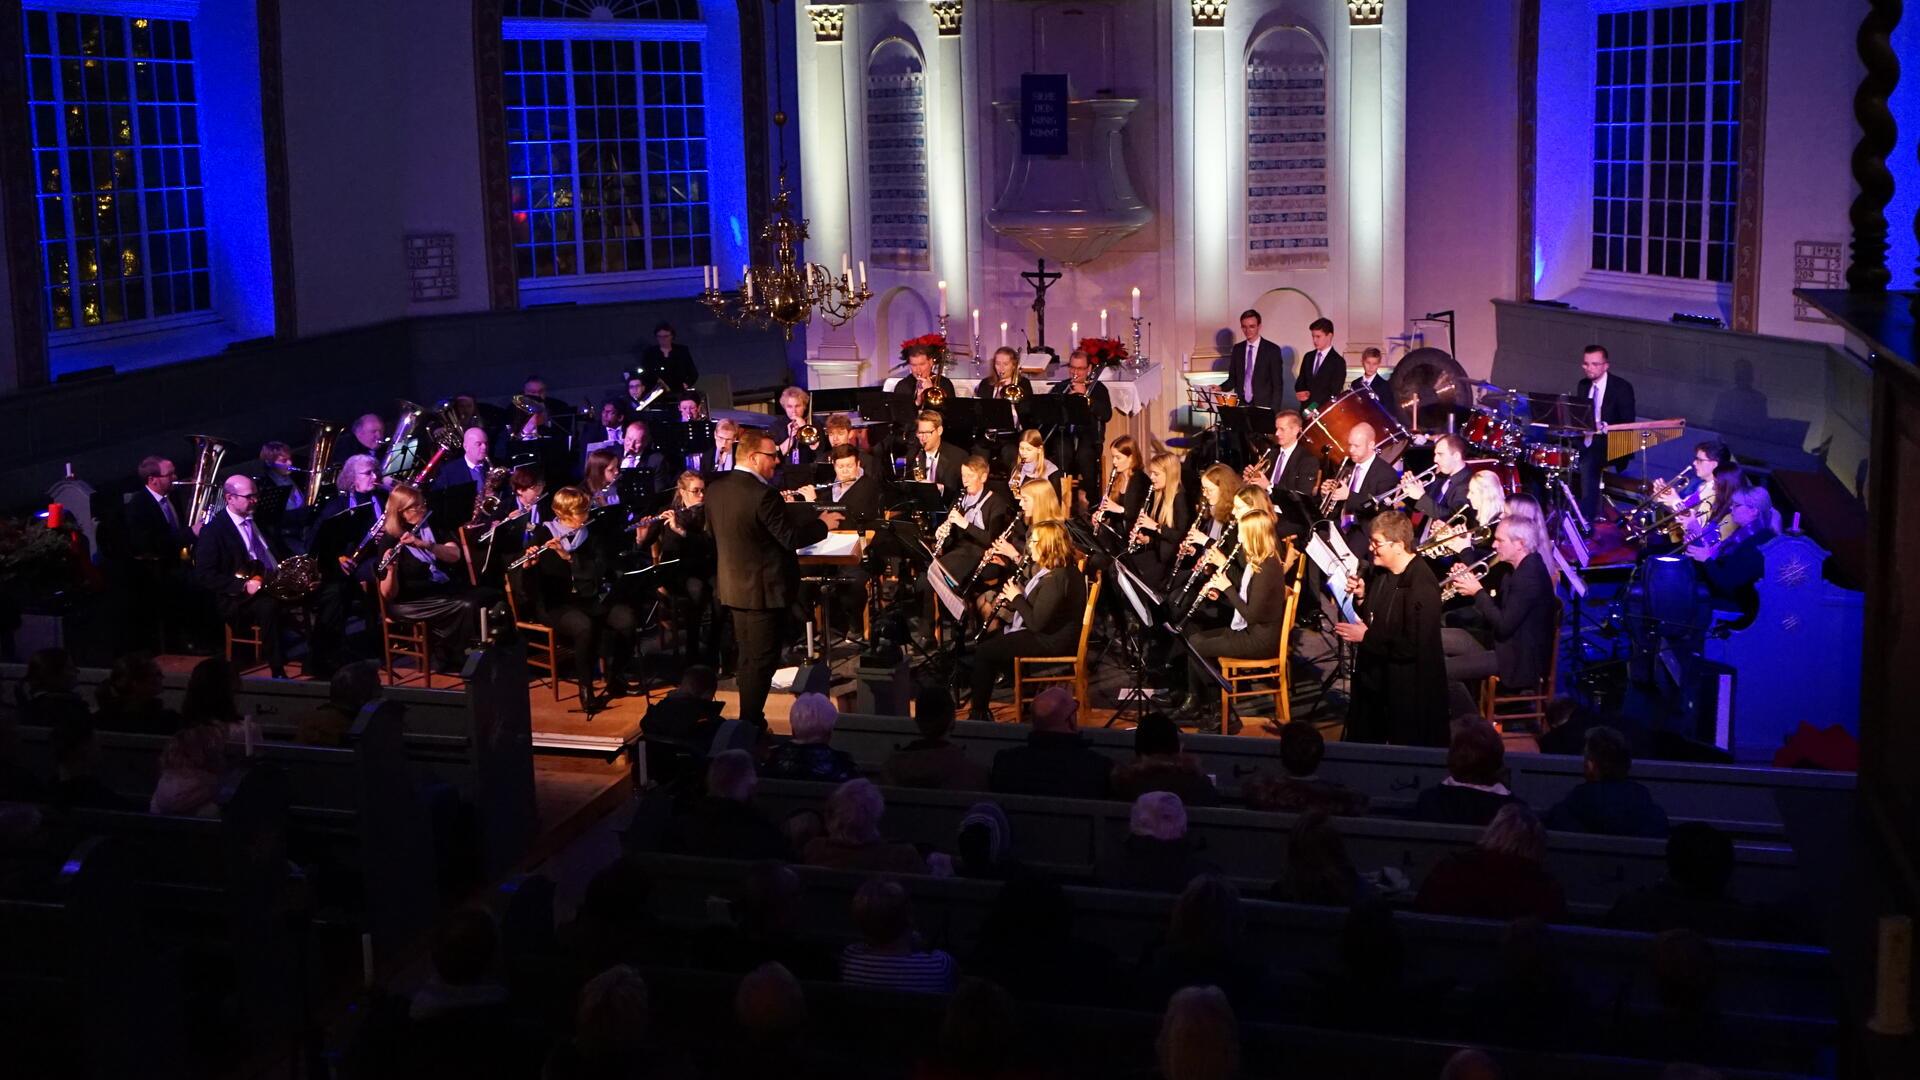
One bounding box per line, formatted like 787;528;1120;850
1018;394;1070;433
1104;557;1166;728
857;389;915;426
1218;405;1275;470
811;388;863;414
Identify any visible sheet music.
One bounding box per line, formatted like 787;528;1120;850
797;532;861;558
1305;524;1362;624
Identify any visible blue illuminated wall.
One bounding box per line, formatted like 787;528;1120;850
1887;10;1920;289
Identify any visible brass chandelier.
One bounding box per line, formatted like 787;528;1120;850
700;0;869;338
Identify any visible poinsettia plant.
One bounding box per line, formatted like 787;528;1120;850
1077;336;1130;371
899;333;948;365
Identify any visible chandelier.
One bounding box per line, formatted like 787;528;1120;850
700;1;869;339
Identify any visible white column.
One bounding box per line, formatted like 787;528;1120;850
1347;9;1384;349
929;2;969;340
1191;2;1230;363
799;5;861;369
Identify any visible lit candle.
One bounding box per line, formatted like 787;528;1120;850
937;280;948;318
1070;321;1079;341
858;260;867;287
743;267;753;303
971;309;980;341
841;253;851;281
1100;309;1108;337
999;320;1008;347
1131;286;1141;319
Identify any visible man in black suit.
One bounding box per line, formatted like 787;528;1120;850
123;454;200;651
431;426;494;525
1225;308;1290;409
1318;422;1401;564
1296;316;1348;410
193;474;290;679
893;345;957;409
520;375;573;423
704;430;841;727
1575;343;1636;515
334;413;387;476
1248;410;1322;540
818;445;882;521
1350;347;1390;398
1046;348;1113;501
1442;520;1559;719
909;410;965;500
1399;434;1474;542
634;322;699;398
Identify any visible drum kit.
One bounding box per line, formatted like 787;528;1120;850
1382;348;1586;489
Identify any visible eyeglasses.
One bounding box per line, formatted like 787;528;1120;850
749;450;779;462
230;492;259;502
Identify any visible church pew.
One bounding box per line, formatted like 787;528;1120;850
748;779;1805;912
623;962;1824;1080
625;852;1837;1026
826;711;1853;835
4;645;536;880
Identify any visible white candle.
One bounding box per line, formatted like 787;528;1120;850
999;320;1008;347
937;280;948;317
858;260;867;286
841;253;851;281
1070;321;1079;341
743;268;753;303
1131;286;1141;318
1100;309;1108;337
971;309;980;340
1871;914;1916;1035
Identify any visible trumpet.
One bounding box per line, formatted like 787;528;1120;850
1318;457;1355;517
1440;554;1496;601
1243;444;1278;486
1367;462;1440;510
1419;512;1499;559
374;511;433;579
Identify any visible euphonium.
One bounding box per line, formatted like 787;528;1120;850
179;434;229;529
300;419;340;506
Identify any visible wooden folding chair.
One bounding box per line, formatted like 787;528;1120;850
1480;604;1565;732
1218;545;1304;734
504;574;564;701
374;586;435;689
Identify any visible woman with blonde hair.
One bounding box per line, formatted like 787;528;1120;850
982;477;1068;595
974;346;1035;402
1179;509;1291;733
375;481;484;670
1156;985;1240;1080
1127;452;1195;588
1688;483;1780;622
515;485;638;711
967;520;1090;722
1008;428;1062;497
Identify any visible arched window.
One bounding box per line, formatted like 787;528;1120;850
866;38;929;270
1245;27;1329;271
502;0;713;281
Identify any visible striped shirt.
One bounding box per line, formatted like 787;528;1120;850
839;943;958;994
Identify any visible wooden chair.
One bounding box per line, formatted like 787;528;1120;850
1218;545;1305;734
1479;604;1565;732
374;586;436;689
1012;572;1102;723
504;575;564;701
224;621;269;676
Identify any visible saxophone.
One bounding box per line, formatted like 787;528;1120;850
469;464;510;526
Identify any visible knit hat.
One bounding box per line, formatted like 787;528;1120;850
1130;791;1188;841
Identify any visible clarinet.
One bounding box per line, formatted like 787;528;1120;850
1176;531;1241;629
962;518;1022;591
1169;519;1238;614
1095;463;1124;537
970;554;1032;643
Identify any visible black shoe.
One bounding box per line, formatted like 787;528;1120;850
967;708;993;724
579;687;604;716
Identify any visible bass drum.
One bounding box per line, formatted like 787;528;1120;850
1301;389;1411;465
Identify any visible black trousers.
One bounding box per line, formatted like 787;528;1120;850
728;606;783;727
552;601;638;692
225;592;288;677
1186;624;1281;708
969;628;1064;713
1577;445;1606;516
1442;626;1500;719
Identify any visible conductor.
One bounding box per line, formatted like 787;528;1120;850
705;430;843;727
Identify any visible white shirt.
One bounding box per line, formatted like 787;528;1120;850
1586;373;1608;446
1269;442;1294;489
1230;562;1255;631
1007;566;1050;633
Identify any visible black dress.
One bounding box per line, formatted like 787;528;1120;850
516;521;638;698
382;527;485;666
1346;558;1450;747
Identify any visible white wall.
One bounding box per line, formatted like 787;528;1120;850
399;2;490;322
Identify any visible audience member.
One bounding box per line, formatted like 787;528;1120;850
20;648;89;730
1307;900;1448;1035
1440;1048;1504;1080
149;722;229;817
882;685;989;791
802;779;930;875
1462;917;1590;1052
1267;809;1371;907
664;750;792;861
1544;725;1670;838
762;693;859;783
966;874;1116;1005
560;856;679;972
1095;792;1222;893
543;964;695;1080
180;656;244;727
693;862;836;980
1410;719;1521;826
1415;804;1566;921
1241;720;1369;816
48;717;138;811
1138;876;1264;1014
839;877;959;993
641;665;725;750
293;661;381;747
913;977;1031;1080
1616;929;1724;1065
392;908;524;1077
1606;823;1785;940
92;652;180;735
710;962;837;1080
1110;714;1220;807
989;687;1112;799
0;716;48;802
1155;985;1240;1080
953;801;1023;880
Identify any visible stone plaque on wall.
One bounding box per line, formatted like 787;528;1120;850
866;71;931;270
1245;60;1330;270
406;233;458;302
1792;241;1842;324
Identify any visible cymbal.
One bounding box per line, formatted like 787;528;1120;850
1386;347;1471;429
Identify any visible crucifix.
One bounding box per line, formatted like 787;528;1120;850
1019;258;1064;349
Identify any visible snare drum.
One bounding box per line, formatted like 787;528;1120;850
1301;388;1411;463
1463;412;1521;457
1527;444;1579;471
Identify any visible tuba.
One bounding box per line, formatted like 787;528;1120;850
380;400;427;479
179;434;229;529
299;418;340;506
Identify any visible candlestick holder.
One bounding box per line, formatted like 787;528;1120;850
1130;315;1148;375
972;335;984;376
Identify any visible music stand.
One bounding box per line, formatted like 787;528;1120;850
1017;394;1069;434
1106;558;1166;728
857;390;915;426
810;388;863;414
973;398;1017;432
1218;405;1275;470
252;482;295;525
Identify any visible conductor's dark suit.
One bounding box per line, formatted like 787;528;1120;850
1574;371;1637;514
704;467;830;726
1296;346;1348;410
1224;337;1290;410
193;510;289;677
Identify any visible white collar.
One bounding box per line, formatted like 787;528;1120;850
1441;776;1512;797
732;465;768;485
148;486;171;503
227;508;253;530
